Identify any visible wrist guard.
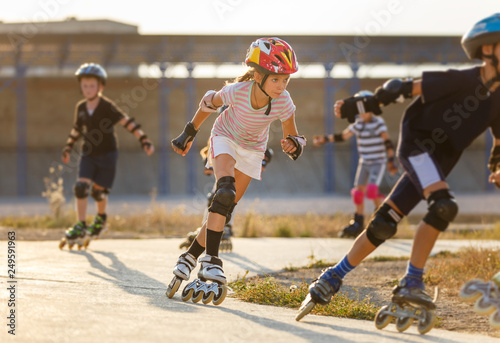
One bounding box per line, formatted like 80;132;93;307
284;135;306;161
384;139;394;151
139;134;152;149
488;146;500;173
374;78;413;106
171;122;198;151
333;133;344;142
340;95;382;123
199;90;220;112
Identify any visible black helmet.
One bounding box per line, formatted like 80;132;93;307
262;148;274;167
462;13;500;60
75;63;107;85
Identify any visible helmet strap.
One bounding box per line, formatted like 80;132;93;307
256;74;272;115
483;43;500;90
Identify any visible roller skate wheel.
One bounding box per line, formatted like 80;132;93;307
374;305;393;329
296;296;316;322
181;287;194;302
460;279;484;302
68;243;74;250
166;277;181;299
475;296;496;315
212;285;227;306
489;310;500;330
396;316;413;332
192;289;204;303
58;239;66;250
417;309;436;335
83;238;90;249
202;290;215;304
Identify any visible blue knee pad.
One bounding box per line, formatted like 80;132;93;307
423;189;458;231
209;176;236;222
366;203;402;247
73;181;90;199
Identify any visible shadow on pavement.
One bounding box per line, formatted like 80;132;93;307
222;252;274;275
81;250;198;313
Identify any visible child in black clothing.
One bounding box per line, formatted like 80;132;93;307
297;14;500;332
59;63;154;250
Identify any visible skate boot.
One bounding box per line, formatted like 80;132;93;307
166;252;197;298
179;227;201;250
83;215;108;249
220;224;233;252
338;214;364;238
296;267;342;321
375;276;438;334
181;255;228;305
59;221;87;250
460;271;500;330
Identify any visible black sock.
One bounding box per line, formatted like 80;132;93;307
187;239;205;259
97;213;107;222
206;229;223;257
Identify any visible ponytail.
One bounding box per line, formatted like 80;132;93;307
226;66;256;85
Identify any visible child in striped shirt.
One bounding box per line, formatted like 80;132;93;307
313;90;397;238
166;38;305;305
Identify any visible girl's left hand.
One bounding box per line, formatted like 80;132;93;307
281;138;297;154
143;142;155;156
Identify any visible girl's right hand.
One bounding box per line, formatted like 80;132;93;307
334;100;344;118
171;141;193;156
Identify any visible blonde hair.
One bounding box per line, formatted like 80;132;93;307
225;66;256;85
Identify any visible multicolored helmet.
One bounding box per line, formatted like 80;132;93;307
245;38;298;74
462;13;500;59
75;63;107;85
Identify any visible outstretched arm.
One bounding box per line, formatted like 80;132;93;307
313;127;353;146
488;138;500;188
171;91;223;156
119;116;154;156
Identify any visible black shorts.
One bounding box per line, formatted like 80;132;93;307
387;140;461;216
78;151;118;189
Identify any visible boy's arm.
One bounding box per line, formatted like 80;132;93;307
488;138;500;188
313;128;353;146
61;126;82;164
119;116;154;156
381;131;398;175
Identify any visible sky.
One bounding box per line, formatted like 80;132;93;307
4;0;499;36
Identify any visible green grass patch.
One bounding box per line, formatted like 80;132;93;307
229;275;378;320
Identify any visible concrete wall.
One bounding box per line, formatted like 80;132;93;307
0;76;490;197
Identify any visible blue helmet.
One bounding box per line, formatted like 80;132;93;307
75;63;107;85
462;13;500;60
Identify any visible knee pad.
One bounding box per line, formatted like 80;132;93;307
366;203;402;247
423;189;458;231
351;189;364;205
207;191;215;208
209;176;236;219
366;184;379;200
73;181;90;199
91;187;109;202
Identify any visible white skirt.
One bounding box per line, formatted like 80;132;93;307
207;135;264;180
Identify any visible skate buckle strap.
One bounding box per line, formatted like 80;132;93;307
179;252;197;268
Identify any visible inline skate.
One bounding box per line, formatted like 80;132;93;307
220;224;233;252
296;267;342;321
460;272;500;330
338;214;364;238
375;276;438;334
165;252;197;298
83;215;108;249
59;222;87;250
181;255;227;306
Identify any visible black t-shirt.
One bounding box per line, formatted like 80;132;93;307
74;96;125;156
400;66;500;152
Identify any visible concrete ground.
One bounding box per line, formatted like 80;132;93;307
1;237;500;343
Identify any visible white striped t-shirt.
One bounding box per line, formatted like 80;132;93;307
212;81;295;152
348;116;388;164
